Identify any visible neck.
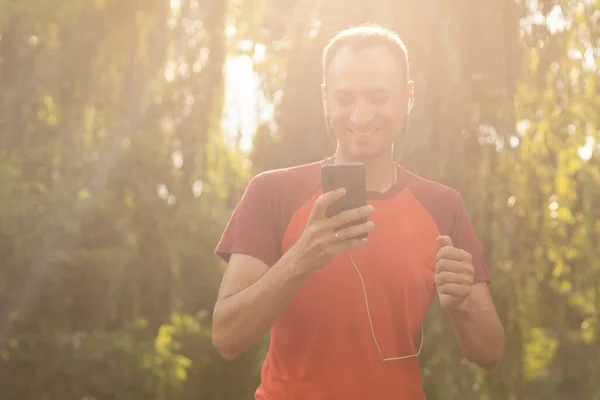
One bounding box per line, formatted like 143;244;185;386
333;149;396;193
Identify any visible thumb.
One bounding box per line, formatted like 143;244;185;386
312;187;346;219
436;235;453;248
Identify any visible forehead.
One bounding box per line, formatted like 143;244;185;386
326;44;403;92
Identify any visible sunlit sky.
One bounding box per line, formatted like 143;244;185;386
170;0;597;160
221;52;272;153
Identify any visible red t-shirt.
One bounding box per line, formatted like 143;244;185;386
215;157;490;400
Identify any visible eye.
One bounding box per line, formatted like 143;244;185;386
333;95;353;106
369;94;390;106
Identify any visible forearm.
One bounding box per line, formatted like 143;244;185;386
447;291;505;370
212;251;310;360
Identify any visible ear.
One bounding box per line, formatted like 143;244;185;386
406;80;415;114
321;83;329;116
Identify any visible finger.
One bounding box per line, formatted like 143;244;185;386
436;246;471;262
436;283;470;298
328;204;374;229
312;188;347;219
334;220;375;241
336;237;369;253
435;271;474;287
435;259;474;276
436;235;453;248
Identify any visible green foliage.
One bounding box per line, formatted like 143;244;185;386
0;0;258;398
0;313;220;400
0;322;184;400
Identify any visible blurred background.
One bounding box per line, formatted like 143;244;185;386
0;0;599;399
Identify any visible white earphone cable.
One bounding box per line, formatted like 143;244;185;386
347;252;423;361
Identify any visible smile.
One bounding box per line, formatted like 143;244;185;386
347;128;380;137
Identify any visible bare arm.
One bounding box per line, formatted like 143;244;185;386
435;236;505;371
211;251;310;360
446;282;505;371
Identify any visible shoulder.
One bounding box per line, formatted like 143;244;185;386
238;159;325;227
215;159;325;266
245;159;324;200
402;167;462;206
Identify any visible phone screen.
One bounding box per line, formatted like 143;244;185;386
321;162;368;238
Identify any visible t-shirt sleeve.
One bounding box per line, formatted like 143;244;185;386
214;173;282;267
450;195;491;284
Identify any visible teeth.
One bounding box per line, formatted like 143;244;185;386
349;129;377;137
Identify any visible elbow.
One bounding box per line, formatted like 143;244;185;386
470;333;505;372
488;326;507;370
488;340;506;371
218;349;239;362
465;350;503;372
211;327;240;361
476;352;503;372
482;354;503;372
212;335;239;361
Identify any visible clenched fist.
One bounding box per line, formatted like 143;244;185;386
435;235;475;311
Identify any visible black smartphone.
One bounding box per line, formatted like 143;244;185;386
321;162;368;239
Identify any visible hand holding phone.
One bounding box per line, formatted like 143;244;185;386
286;163;375;274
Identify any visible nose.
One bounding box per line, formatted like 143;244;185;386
350;99;374;125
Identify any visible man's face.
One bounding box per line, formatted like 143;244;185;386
322;44;414;160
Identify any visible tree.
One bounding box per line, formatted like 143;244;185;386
0;0;261;398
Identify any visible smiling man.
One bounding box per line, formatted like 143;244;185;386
211;24;505;400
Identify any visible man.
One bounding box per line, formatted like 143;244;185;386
212;24;505;400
